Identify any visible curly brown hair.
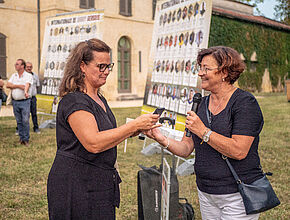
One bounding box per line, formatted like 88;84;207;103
196;46;245;84
59;39;111;97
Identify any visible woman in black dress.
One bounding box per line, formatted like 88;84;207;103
47;39;160;219
145;46;264;219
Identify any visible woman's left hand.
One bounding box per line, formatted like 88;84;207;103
185;111;207;138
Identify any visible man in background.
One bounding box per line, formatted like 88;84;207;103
7;59;33;146
26;62;41;134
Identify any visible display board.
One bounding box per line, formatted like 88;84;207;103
141;0;212;131
39;9;104;96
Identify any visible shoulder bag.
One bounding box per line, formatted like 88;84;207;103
222;155;280;214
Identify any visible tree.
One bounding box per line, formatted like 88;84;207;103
236;0;264;15
274;0;290;24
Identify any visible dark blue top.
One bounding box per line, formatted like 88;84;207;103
193;88;264;194
56;91;117;168
48;91;121;220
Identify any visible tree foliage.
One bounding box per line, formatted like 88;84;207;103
236;0;264;15
209;15;290;91
274;0;290;24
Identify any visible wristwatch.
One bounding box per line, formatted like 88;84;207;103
202;129;212;143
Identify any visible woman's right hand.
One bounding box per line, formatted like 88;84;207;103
143;127;166;143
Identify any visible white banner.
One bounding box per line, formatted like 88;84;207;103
142;0;213;130
39;10;104;95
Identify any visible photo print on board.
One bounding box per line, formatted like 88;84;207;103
172;10;176;23
188;4;193;19
179;33;184;47
177;8;182;21
196;30;203;47
189;31;195;45
182;6;187;20
200;1;206;16
194;2;199;16
179;87;188;114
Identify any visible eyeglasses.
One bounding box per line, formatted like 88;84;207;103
197;66;219;74
96;63;114;72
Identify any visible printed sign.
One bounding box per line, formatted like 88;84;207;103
39;10;104;95
142;0;212;131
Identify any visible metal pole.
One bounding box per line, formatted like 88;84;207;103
37;0;40;71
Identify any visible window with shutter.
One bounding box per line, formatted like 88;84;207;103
118;37;131;93
119;0;132;17
80;0;87;8
0;33;7;79
80;0;94;9
88;0;95;8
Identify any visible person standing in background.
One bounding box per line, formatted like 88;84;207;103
26;62;41;134
7;59;33;146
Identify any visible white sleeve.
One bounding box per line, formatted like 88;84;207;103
8;74;15;83
36;74;40;87
27;74;33;85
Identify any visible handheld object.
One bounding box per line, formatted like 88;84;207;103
185;93;202;137
153;107;165;116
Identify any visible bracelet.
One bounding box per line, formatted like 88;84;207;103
163;137;170;149
200;128;209;145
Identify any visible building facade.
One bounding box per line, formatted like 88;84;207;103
0;0;289;100
0;0;156;100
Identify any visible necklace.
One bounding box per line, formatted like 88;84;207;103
207;86;236;128
208;96;224;127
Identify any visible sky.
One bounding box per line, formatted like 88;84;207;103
253;0;278;20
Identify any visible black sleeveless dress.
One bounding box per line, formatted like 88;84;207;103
47;91;121;220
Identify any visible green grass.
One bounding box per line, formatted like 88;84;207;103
0;93;289;219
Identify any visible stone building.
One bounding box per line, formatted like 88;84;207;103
0;0;157;100
0;0;289;100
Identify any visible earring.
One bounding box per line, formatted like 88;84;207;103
222;78;225;82
82;72;85;78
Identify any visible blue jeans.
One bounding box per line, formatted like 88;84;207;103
30;96;39;131
12;99;31;142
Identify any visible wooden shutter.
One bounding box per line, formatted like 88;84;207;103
120;0;126;15
127;0;132;16
120;0;132;16
0;33;7;79
80;0;87;9
88;0;95;8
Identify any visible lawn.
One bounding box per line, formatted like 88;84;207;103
0;93;289;219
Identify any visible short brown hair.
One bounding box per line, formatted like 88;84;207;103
59;39;111;97
197;46;245;84
17;59;26;68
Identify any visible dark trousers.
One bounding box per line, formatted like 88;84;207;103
30;96;39;131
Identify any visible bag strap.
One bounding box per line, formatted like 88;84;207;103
222;155;242;184
205;96;266;184
205;97;241;184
